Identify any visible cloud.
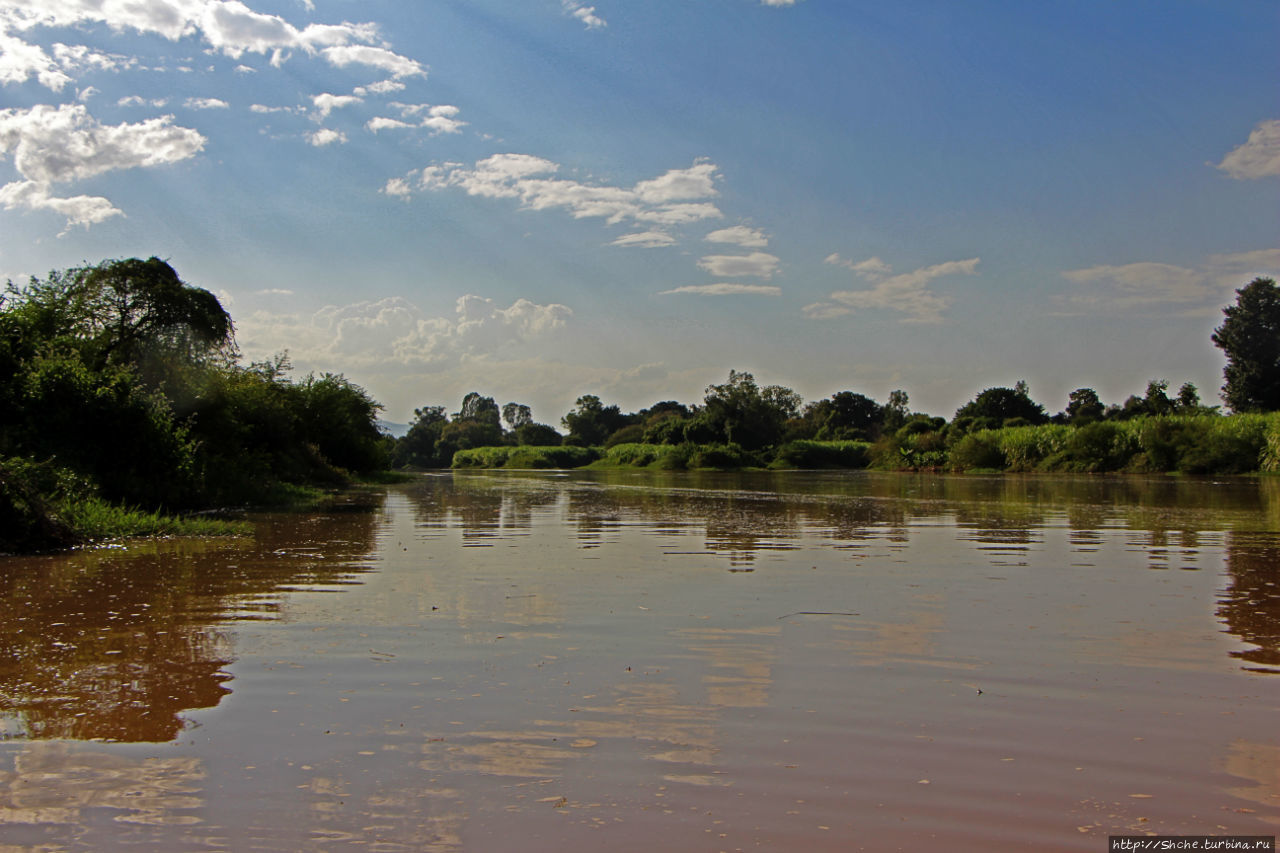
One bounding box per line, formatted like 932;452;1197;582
660;283;782;296
321;45;425;78
825;253;892;278
808;257;980;323
366;116;413;132
0;30;72;90
235;294;573;370
0;103;204;228
610;231;676;248
761;0;800;5
119;95;170;108
388;102;467;135
563;1;606;29
0;0;419;78
311;92;362;118
1059;250;1280;314
1215;119;1280;180
184;96;229;109
0;179;120;231
705;225;768;248
394;154;723;227
696;252;780;278
307;127;345;146
354;79;405;96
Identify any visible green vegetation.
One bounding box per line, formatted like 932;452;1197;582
2;258;387;553
6;258;1277;552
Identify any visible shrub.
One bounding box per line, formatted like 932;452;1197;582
948;433;1005;471
772;440;871;469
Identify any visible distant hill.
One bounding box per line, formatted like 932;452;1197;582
378;420;409;438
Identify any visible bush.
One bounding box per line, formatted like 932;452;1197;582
772;440;871;469
948;433;1005;471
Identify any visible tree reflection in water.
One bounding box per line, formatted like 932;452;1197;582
0;493;385;742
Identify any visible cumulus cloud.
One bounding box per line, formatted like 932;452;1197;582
1215;119;1280;180
563;1;606;29
0;0;419;80
696;251;780;278
184;96;229;109
610;231;676;248
0;103;204;228
659;283;781;296
806;256;980;323
311;92;362;118
321;45;424;78
0;30;72;89
307;127;345;146
705;225;768;248
1059;249;1280;314
383;102;466;135
392;154;723;227
235;294;573;370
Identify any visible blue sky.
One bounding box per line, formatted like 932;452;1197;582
1;0;1277;425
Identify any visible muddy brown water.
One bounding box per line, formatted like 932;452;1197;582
0;470;1277;851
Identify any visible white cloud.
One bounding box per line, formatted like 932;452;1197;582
0;30;71;90
51;42;133;74
808;257;980;323
0;104;204;184
235;294;572;370
354;79;405;96
610;231;676;248
824;253;892;279
563;1;606;29
366;116;413;132
705;225;767;247
0;104;204;228
0;0;418;77
311;92;362;118
234;63;255;73
249;103;293;113
660;283;782;296
119;95;170;108
1215;119;1280;180
307;127;345;146
184;96;229;109
696;252;780;279
321;45;425;78
761;0;800;5
397;154;723;228
76;85;98;101
1059;250;1280;313
0;179;121;231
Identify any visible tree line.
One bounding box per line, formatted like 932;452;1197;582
1;257;388;551
394;275;1280;472
3;258;1277;551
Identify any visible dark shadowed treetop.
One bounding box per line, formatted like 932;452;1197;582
11;257;233;370
1213;277;1280;412
955;384;1048;424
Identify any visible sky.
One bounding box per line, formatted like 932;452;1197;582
1;0;1277;427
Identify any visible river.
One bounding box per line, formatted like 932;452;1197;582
0;471;1277;851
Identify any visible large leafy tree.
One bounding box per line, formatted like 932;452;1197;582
13;257;233;372
1213;277;1280;412
699;370;801;450
954;381;1048;425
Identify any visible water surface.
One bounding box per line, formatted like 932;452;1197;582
1;471;1277;851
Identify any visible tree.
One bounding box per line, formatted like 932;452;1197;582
502;402;532;430
561;394;626;445
1213;277;1280;412
392;406;448;468
1176;382;1201;411
1065;388;1104;425
804;391;884;440
11;257;234;372
954;383;1048;425
455;392;500;427
700;370;801;450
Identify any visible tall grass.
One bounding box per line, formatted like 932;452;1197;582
452;445;599;469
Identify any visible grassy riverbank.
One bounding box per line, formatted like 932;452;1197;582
448;414;1280;476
